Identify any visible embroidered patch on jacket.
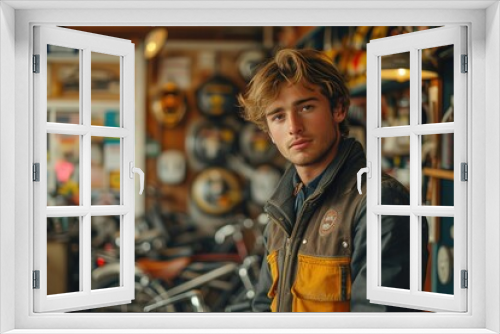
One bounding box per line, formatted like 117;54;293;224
319;209;338;237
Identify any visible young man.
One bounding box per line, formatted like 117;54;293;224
238;49;428;312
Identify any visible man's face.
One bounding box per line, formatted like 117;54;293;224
265;81;346;174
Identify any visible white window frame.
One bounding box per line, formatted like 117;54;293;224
365;26;468;312
0;2;498;333
33;25;136;313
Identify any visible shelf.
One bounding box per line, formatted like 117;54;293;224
48;94;119;101
423;167;454;180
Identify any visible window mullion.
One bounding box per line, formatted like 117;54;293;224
373;126;411;138
46;206;90;217
46;123;87;135
373;123;454;138
409;47;420;294
374;205;454;217
122;50;135;295
365;47;379;300
82;47;91;207
81;214;91;294
90;205;129;216
81;47;92;295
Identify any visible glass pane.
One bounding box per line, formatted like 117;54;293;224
47;107;79;124
47;217;80;295
380;215;410;290
91;52;120;127
421;134;454;206
381;137;410;203
422;216;454;295
421;45;454;125
47;45;80;123
380;52;410;127
91;215;121;290
91;137;121;205
47;134;80;206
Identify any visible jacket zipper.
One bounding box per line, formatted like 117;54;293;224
276;199;313;312
267;209;291;312
277;236;292;311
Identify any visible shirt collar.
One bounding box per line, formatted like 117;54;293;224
293;167;327;197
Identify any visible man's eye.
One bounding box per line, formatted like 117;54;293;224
301;105;313;112
271;114;285;122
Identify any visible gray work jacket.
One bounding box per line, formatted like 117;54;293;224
252;138;428;312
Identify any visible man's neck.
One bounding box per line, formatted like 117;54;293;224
295;140;340;185
296;166;327;186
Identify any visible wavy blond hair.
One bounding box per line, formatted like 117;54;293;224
238;48;350;135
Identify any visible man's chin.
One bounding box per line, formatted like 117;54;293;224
290;156;316;167
289;151;334;169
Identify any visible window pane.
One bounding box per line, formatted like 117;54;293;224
422;216;454;295
380;215;410;290
47;134;80;206
380;52;410;127
91;137;121;205
48;107;79;124
381;137;410;203
421;45;454;125
91;52;120;127
421;134;454;206
47;45;80;123
91;215;121;290
47;217;80;295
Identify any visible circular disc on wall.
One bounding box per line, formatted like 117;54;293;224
186;118;237;169
191;167;242;216
151;82;187;128
250;165;281;206
240;123;278;165
196;75;239;118
157;150;186;185
237;49;267;82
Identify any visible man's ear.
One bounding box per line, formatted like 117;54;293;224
333;105;347;123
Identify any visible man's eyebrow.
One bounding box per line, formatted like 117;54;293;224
293;97;319;106
266;107;283;117
265;97;319;117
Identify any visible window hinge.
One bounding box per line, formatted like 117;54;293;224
461;270;468;289
33;54;40;73
461;54;468;73
33;163;40;182
461;163;468;181
33;270;40;289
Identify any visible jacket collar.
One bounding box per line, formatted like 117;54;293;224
265;138;363;229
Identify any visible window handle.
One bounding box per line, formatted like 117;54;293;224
357;162;371;195
129;162;145;195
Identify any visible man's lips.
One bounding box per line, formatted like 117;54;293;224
290;139;311;149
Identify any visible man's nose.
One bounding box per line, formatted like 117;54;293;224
288;112;304;135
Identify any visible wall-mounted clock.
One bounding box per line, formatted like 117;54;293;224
157;150;186;185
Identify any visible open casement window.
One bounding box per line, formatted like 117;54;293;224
33;26;142;312
363;26;467;312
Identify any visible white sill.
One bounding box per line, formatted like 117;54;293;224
4;329;497;334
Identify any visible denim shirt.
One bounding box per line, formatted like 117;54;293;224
293;169;327;214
